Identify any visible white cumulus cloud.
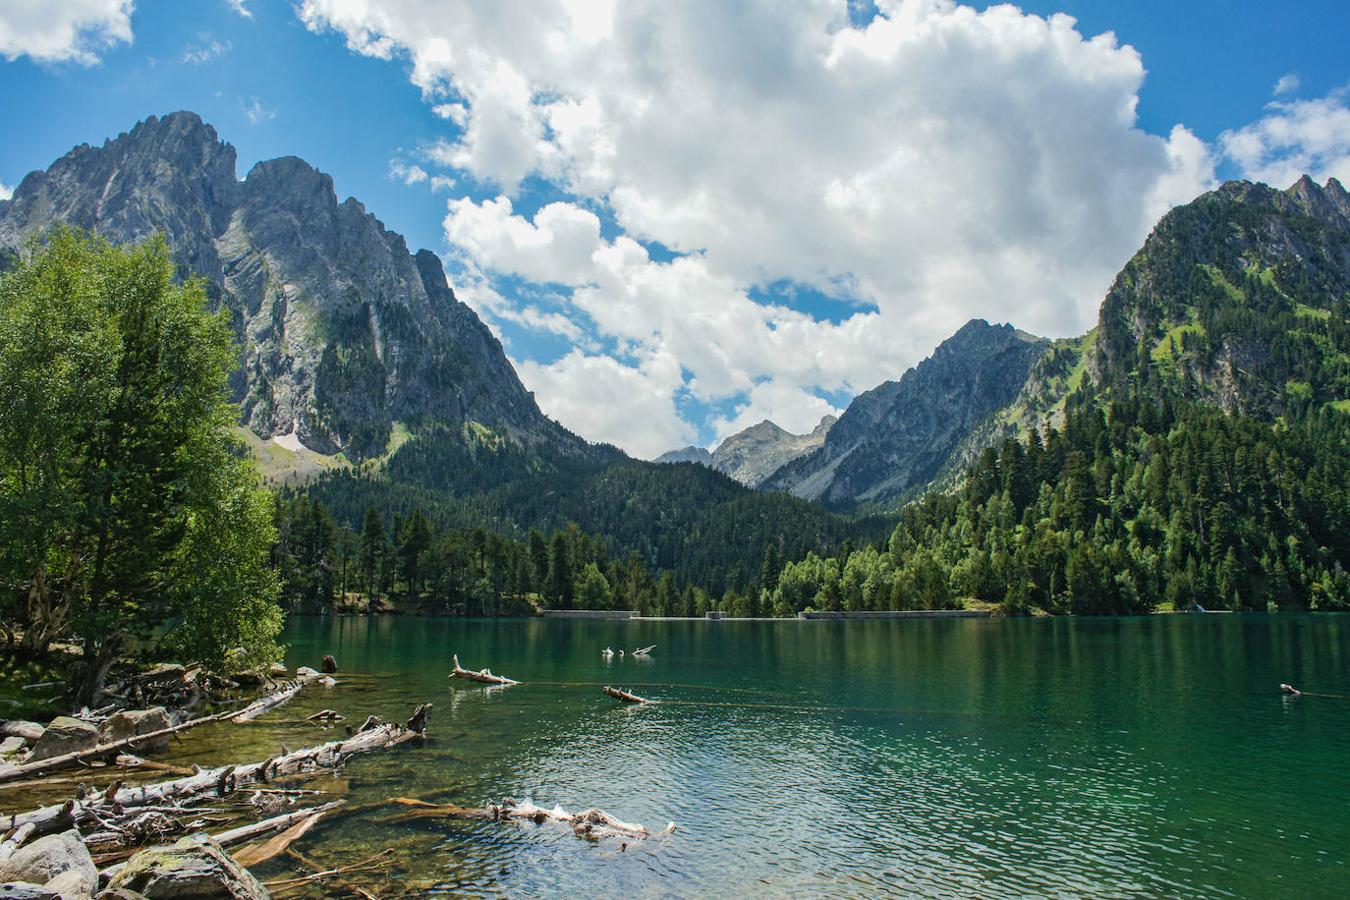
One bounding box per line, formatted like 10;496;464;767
1273;73;1301;97
300;0;1219;456
0;0;133;65
1220;88;1350;188
0;181;12;201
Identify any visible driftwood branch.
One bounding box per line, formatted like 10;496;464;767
230;677;311;723
602;686;650;704
386;796;675;842
449;654;518;685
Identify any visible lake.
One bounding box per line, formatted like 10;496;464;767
154;615;1350;895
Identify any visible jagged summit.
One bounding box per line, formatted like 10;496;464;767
762;319;1051;507
656;414;836;487
0;111;577;460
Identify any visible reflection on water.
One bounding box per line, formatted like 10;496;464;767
16;615;1350;896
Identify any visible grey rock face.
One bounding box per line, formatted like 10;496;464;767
709;415;835;487
26;716;97;762
0;112;566;460
106;834;269;899
763;320;1050;508
656;416;834;487
0;830;97;898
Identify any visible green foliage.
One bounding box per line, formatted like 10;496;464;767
0;229;282;698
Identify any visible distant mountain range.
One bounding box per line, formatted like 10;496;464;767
657;415;835;486
661;177;1350;512
4;111;1346;583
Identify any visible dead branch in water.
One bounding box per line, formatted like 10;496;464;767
385;796;675;843
602;686;651;704
449;654;519;685
269;847;392;898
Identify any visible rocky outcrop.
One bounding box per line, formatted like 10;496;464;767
0;830;97;899
26;717;97;762
0;112;578;461
106;834;269;899
763;320;1050;508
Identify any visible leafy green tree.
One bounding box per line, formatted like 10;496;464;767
0;229;281;703
575;562;612;610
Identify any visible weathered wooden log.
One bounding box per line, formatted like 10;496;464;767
231;679;309;723
449;654;519;686
602;686;650;704
1;708;429;843
633;644;656;657
232;807;330;868
386;796;675;841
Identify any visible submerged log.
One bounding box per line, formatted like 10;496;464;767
231;675;321;723
449;654;519;686
602;686;650;704
1;707;430;845
387;796;675;842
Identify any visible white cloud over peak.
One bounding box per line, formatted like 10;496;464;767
0;181;12;201
0;0;133;65
711;380;843;447
1221;89;1350;188
301;0;1220;457
182;34;230;66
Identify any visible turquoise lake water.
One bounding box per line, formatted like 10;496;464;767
183;614;1350;896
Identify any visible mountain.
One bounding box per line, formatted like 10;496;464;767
656;414;836;487
1089;176;1350;412
656;446;713;466
0;111;575;461
710;416;835;486
762;320;1051;508
0;112;872;591
756;177;1350;618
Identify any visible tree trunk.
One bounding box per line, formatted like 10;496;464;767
74;635;122;708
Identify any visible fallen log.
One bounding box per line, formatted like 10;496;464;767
231;678;311;723
386;796;675;842
95;800;346;875
449;654;519;686
602;686;650;704
232;808;329;868
1;704;432;847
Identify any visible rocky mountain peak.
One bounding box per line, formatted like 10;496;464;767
0;112;576;462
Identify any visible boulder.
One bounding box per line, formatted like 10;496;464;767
0;722;44;743
26;717;97;762
96;708;172;753
0;830;97;898
267;663;287;678
294;667;320;679
0;736;26;758
320;656;338;674
106;834;269;899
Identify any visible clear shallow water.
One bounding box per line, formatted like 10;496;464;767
132;616;1350;895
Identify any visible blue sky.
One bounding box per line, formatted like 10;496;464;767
2;1;1348;456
